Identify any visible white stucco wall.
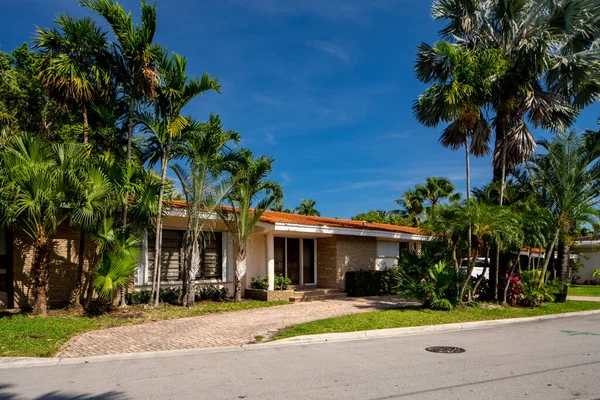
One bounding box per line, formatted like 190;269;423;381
573;249;600;283
375;240;399;271
246;233;267;288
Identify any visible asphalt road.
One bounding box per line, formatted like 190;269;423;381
1;315;600;400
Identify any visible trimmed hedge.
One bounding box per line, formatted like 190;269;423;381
345;268;401;297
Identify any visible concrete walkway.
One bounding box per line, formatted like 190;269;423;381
57;297;410;358
567;295;600;302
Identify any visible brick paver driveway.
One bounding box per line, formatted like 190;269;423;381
57;297;409;358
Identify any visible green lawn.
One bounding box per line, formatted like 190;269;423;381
569;285;600;297
274;301;600;340
0;300;288;358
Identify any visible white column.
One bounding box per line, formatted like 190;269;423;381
266;232;275;290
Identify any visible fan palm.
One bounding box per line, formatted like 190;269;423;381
140;50;220;306
34;14;112;143
0;134;85;316
526;130;600;299
219;150;283;302
416;176;461;216
294;198;320;216
429;0;599;200
172;114;240;306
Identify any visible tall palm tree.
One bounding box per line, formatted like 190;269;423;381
527;130;600;300
219;150;283;302
81;0;160;225
140;51;220;306
429;0;599;200
414;43;505;198
172;114;240;306
416;176;461;216
294;198;320;216
0;134;85;316
34;14;112;143
394;188;425;227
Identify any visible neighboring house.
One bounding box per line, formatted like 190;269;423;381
572;238;600;284
0;204;429;309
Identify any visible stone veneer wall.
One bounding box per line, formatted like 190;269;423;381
317;235;377;291
13;224;96;308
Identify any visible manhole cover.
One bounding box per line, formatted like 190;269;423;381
425;346;465;354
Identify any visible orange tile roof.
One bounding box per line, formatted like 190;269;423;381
166;200;425;235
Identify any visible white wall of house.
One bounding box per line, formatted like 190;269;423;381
376;240;398;271
573;248;600;283
246;233;266;288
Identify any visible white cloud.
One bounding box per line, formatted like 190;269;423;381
266;133;276;145
280;172;291;184
308;40;350;62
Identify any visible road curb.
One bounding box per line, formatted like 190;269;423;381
257;309;600;347
1;309;599;368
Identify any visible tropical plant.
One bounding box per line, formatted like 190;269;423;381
250;276;269;290
592;268;600;285
171;114;239;307
351;210;407;226
294;198;320;216
219;150;283;301
416;176;461;216
274;274;292;291
526;131;600;300
394;188;425;226
81;0;160;225
140;50;220;306
0;134;86;316
34;14;112;143
399;260;465;310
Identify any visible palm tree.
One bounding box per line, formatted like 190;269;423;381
429;0;599;200
219;150;283;302
526;130;600;300
68;165;115;308
416;176;461;216
81;0;160;225
34;14;112;143
140;50;220;306
0;134;85;316
172;114;240;307
394;188;425;227
294;198;320;216
414;43;505;199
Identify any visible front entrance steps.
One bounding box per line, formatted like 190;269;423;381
288;286;347;302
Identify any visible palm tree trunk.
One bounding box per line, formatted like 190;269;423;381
69;227;86;308
122;98;136;228
460;246;480;306
151;136;172;307
82;102;89;144
502;253;520;305
465;136;472;282
182;230;200;307
472;246;489;296
234;246;247;302
538;228;560;289
32;237;52;317
491;115;508;302
556;240;571;303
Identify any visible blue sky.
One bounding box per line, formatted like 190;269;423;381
1;0;598;218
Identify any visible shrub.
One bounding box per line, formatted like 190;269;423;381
345;268;401;297
519;270;561;307
502;274;524;306
196;285;229;301
398;260;465;310
274;274;292;290
251;276;269;290
126;287;182;305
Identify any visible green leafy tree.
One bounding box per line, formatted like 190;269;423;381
172;114;240;306
82;0;160;225
219;150;283;302
140;50;220;306
34;14;112;143
416;176;461;217
526;131;600;300
0;134;86;316
294;198;320;216
394;188;425;226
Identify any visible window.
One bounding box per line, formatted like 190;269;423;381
148;230;223;282
196;232;222;280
